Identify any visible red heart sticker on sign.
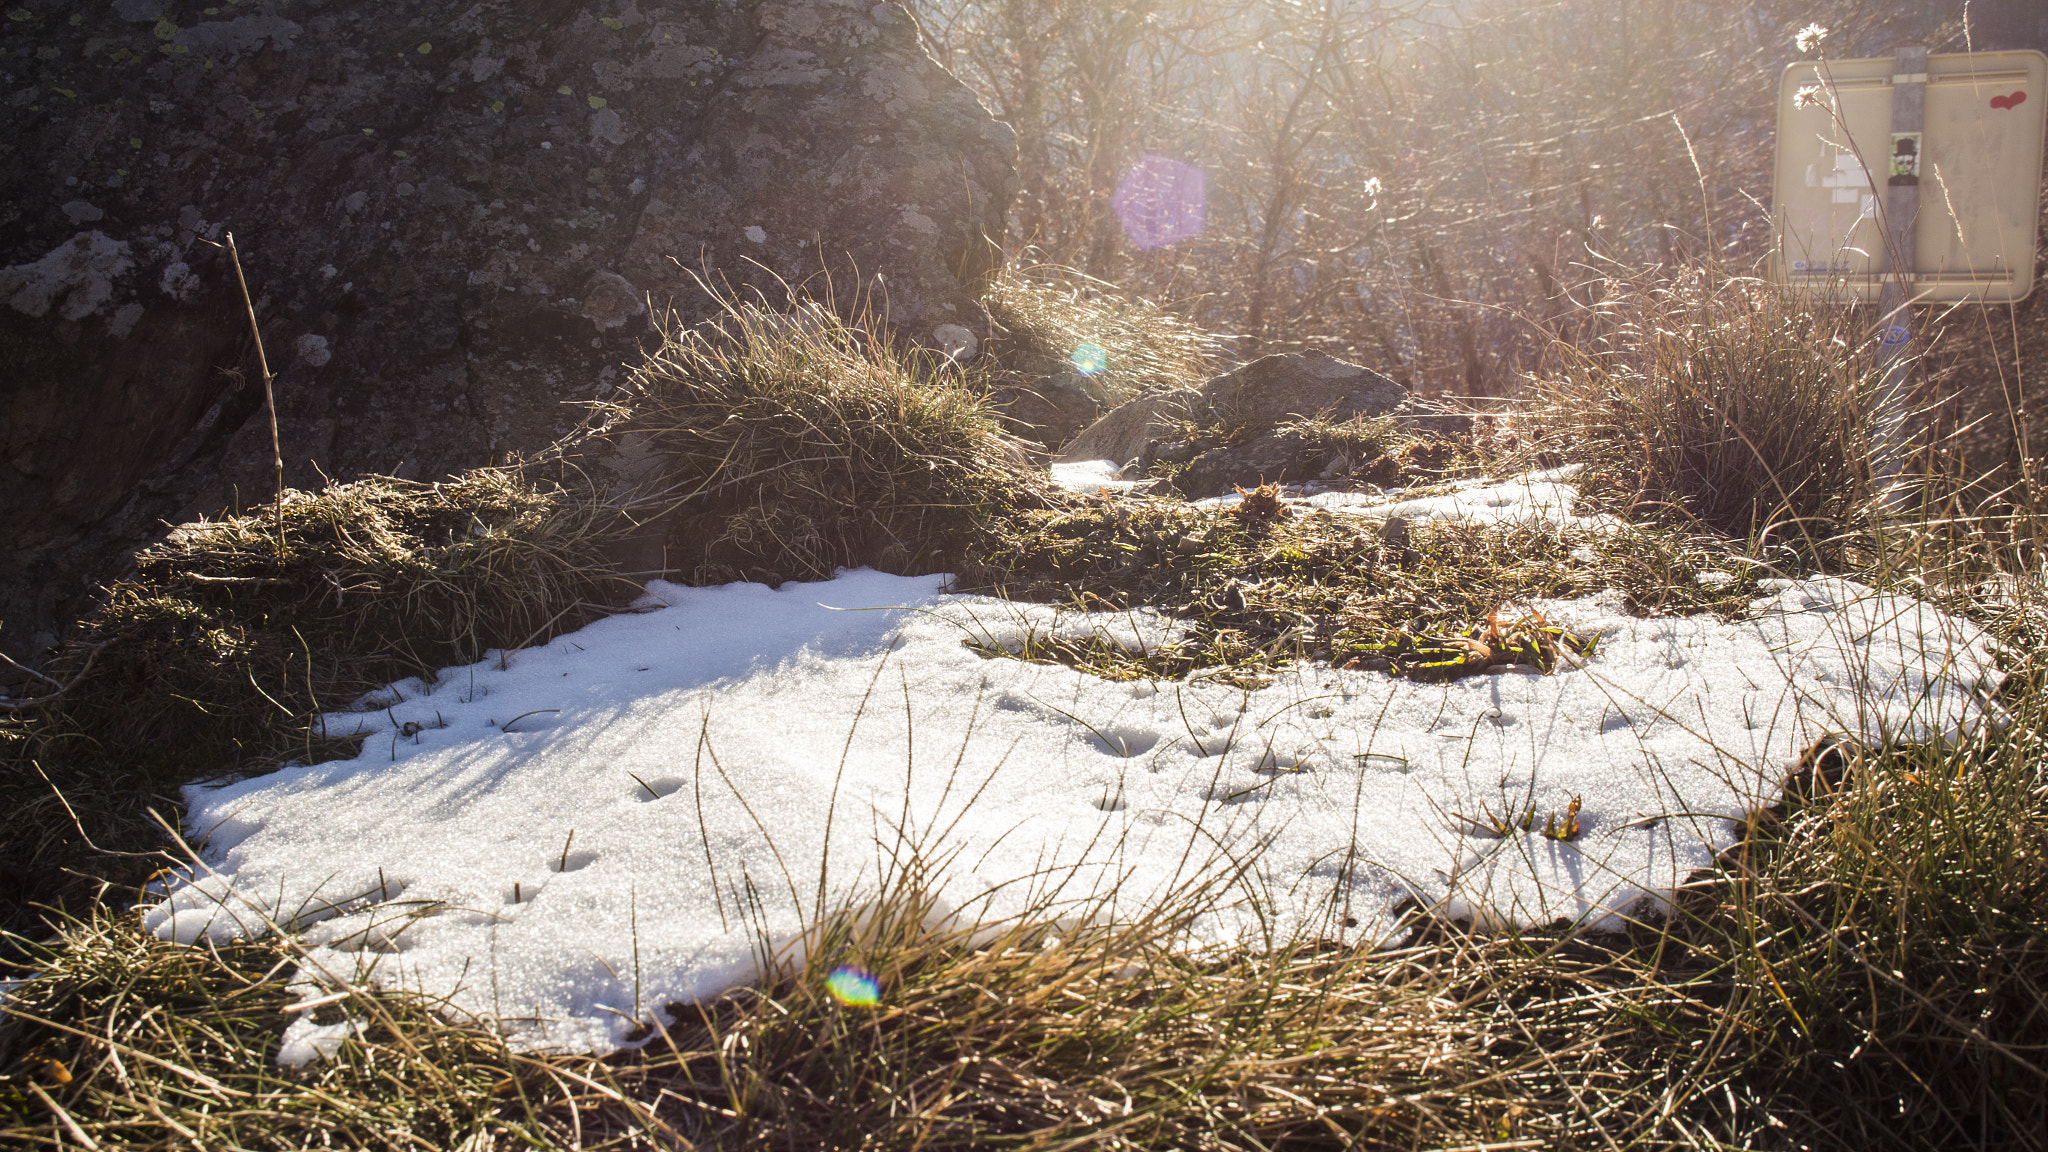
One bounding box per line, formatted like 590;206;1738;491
1990;91;2027;110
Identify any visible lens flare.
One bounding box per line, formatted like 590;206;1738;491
1110;153;1206;250
1070;342;1108;376
825;965;880;1006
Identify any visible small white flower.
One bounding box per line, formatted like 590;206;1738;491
1794;83;1825;107
1794;23;1828;54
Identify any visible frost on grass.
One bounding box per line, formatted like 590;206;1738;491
147;566;1999;1055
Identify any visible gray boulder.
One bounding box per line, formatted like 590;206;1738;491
1054;388;1202;468
1200;349;1406;431
0;0;1015;653
1054;351;1411;494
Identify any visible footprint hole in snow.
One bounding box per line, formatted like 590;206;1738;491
306;903;441;954
1092;790;1128;812
1601;713;1632;732
504;880;541;905
1086;727;1159;758
629;774;686;802
1249;749;1303;772
284;876;409;930
1353;753;1410;773
348;924;417;954
549;850;599;874
1203;777;1281;805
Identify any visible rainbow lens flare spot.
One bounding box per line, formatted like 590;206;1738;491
825;965;880;1006
1071;342;1108;376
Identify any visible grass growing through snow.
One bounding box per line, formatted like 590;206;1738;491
3;266;2046;1149
956;494;1758;684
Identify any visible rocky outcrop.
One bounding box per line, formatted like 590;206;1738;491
0;0;1016;655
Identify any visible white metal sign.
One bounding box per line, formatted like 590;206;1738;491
1771;49;2046;302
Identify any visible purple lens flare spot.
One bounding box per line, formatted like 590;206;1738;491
1111;154;1206;250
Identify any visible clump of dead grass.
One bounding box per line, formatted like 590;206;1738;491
0;908;639;1149
0;867;1823;1150
604;293;1048;586
50;467;630;783
1;465;634;943
1658;720;2048;1149
1532;268;1887;544
980;263;1223;447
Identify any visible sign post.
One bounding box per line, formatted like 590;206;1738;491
1873;46;1926;494
1771;48;2046;498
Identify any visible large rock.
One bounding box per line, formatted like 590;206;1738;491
1054;387;1202;469
1057;351;1408;471
1200;349;1406;431
0;0;1015;655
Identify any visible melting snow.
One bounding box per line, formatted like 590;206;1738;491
147;563;2000;1056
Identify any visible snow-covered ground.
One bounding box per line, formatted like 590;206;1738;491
145;557;2001;1056
1054;460;1625;532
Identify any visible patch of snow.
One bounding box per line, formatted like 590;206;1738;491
1051;458;1139;494
159;260;200;302
150;567;2001;1054
276;1017;364;1067
110;302;145;339
1280;467;1622;532
932;323;978;362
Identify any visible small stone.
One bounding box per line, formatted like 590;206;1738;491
931;322;976;361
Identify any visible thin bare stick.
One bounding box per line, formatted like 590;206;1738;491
223;231;285;550
0;637;116;714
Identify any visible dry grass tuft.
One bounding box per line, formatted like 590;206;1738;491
603;292;1049;587
980;263;1223;447
1532;269;1887;544
1;465;635;944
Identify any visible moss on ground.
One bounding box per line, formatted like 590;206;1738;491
957;483;1764;684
